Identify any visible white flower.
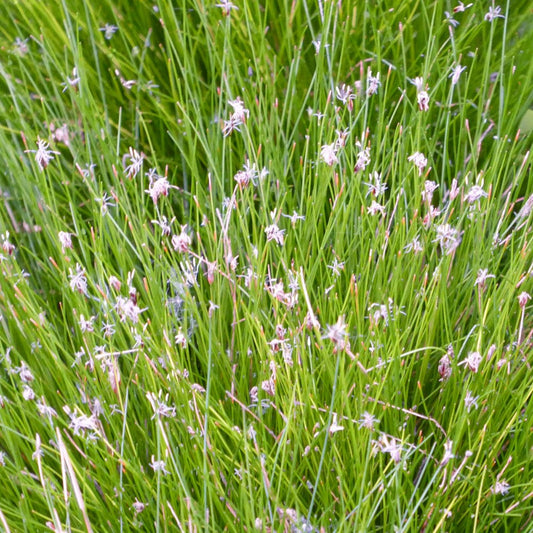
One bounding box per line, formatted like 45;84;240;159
327;258;345;277
518;291;531;309
22;386;35;401
60;68;80;92
404;236;423;254
96;192;116;216
434;224;461;255
36;400;58;418
228;97;249;123
264;223;285;246
215;1;238;16
174;328;188;348
408;152;428;176
13;37;29;56
484;6;504;22
421;180;438;203
453;2;473;13
99;23;119;40
58;231;73;251
411;77;425;92
171;226;192;253
152;216;174;236
366;68;381;96
440;440;454;466
368;201;385;216
123;147;145;179
491;480;510;495
147;392;177;419
459;351;483;373
329;413;344;434
358;411;379;430
320;143;338;166
234;160;259;187
474;269;494;290
449;64;466;85
1;232;15;256
25;138;60;171
324;316;350;352
336;84;356;106
145;169;171;203
68;412;99;436
354;146;371;172
131;500;147;515
281;210;305;227
417;90;430;111
69;263;88;296
79;315;95;333
465;185;487;204
223;97;249;135
375;434;402;463
115;296;143;323
149;456;170;475
464;390;479;412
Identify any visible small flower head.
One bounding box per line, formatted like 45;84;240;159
69;263;88;296
324;316;350;352
358;411;379;430
61;68;80;92
171;226;192;253
354;143;371;173
336;84;356;109
123;147;145;179
329;413;344;434
264;223;285;246
422;180;439;204
408;152;428;176
368;201;385;216
464;390;479;412
115;296;143;324
363;172;387;198
441;440;454;466
99;23;119;40
216;1;238;16
449;64;466;86
145;169;170;204
484;5;505;22
132;500;148;515
234;160;259;188
58;231;74;251
25;137;60;172
417;90;430;111
474;269;494;290
373;434;402;463
404;236;424;255
149;456;170;475
518;291;531;309
13;37;29;56
434;224;461;255
320;143;338;166
459;351;483;373
366;68;381;96
228;97;249;123
491;480;510;495
438;347;454;381
1;232;15;256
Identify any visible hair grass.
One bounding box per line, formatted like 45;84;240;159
0;0;532;531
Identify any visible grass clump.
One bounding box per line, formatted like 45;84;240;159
0;0;532;531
